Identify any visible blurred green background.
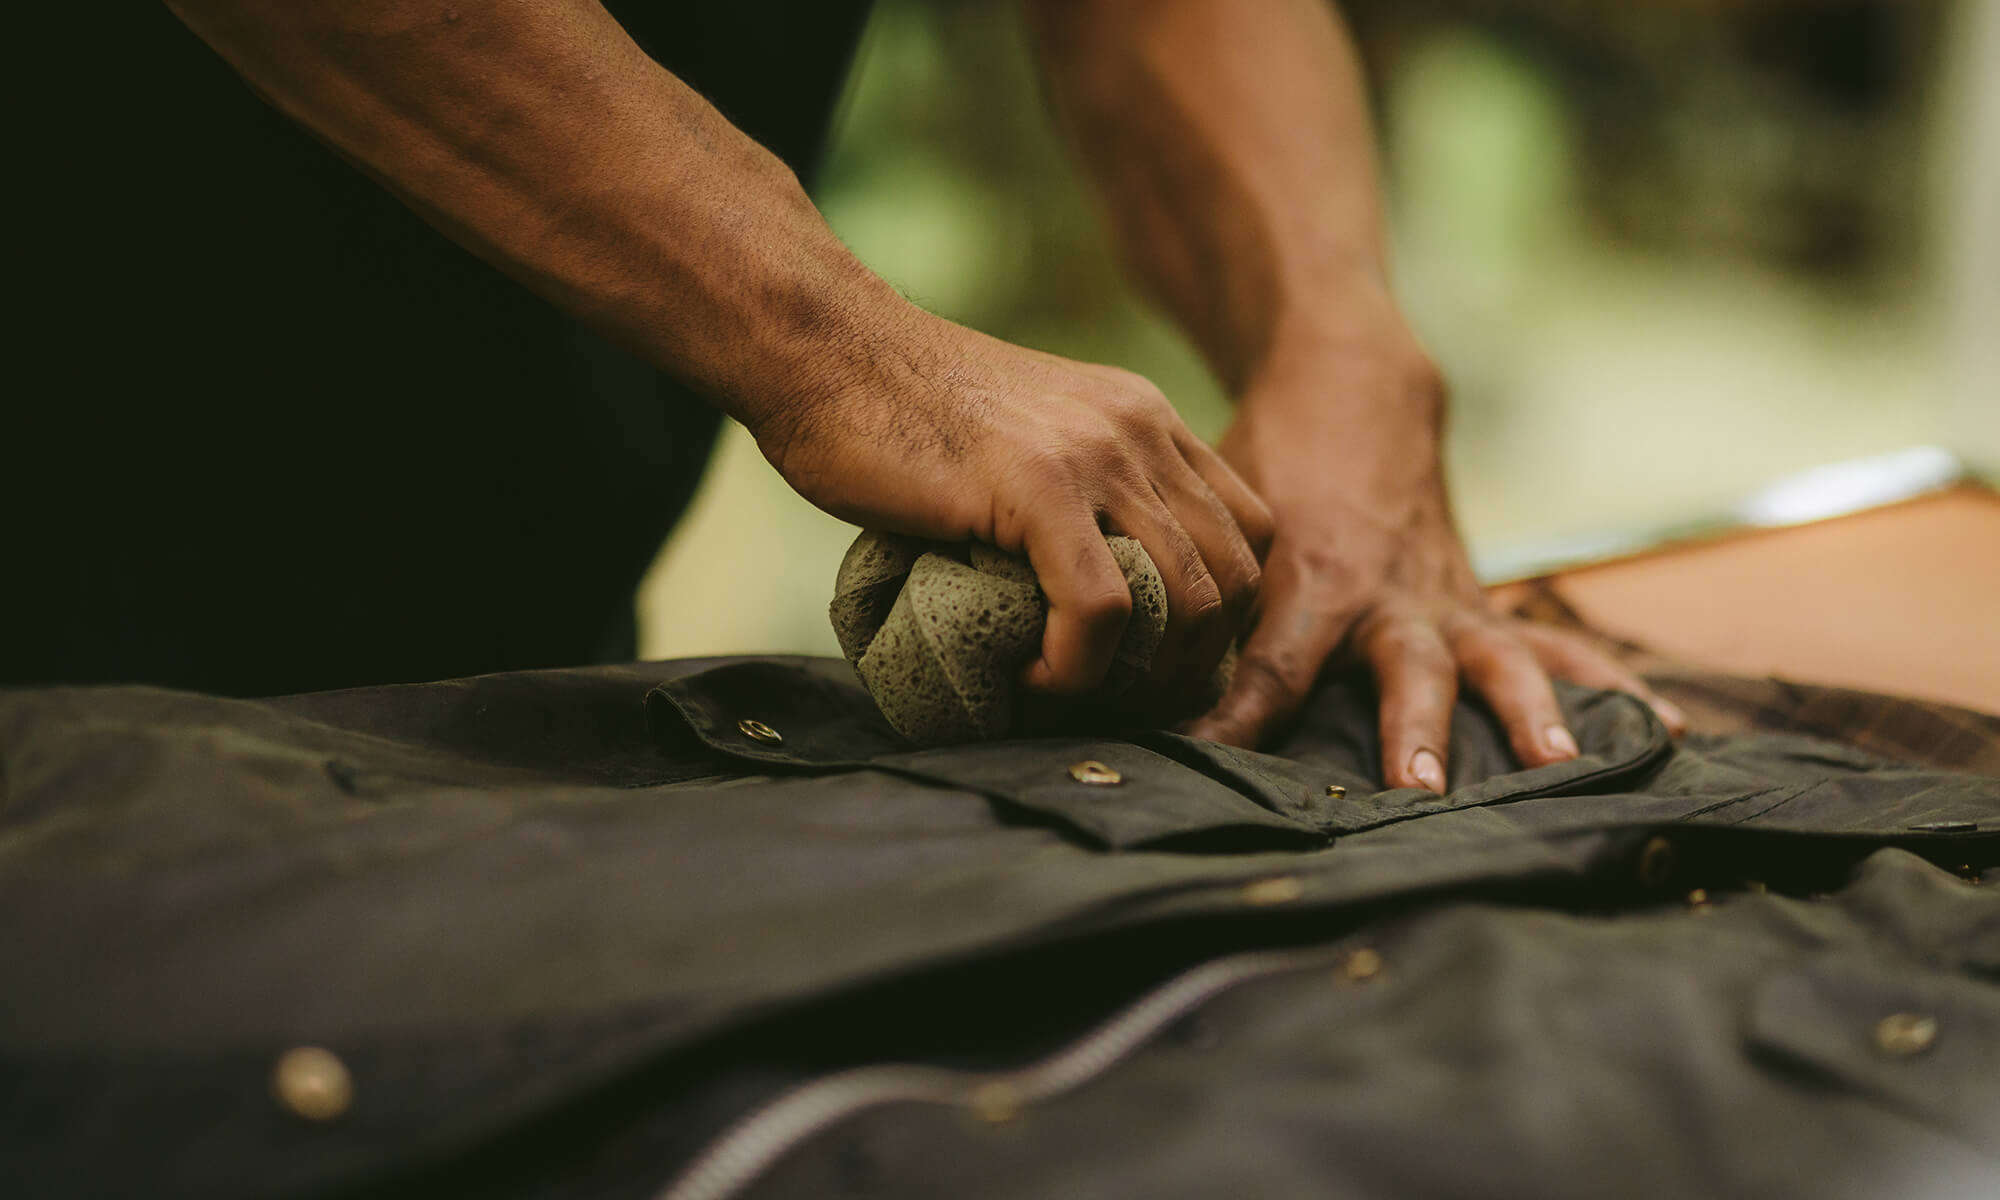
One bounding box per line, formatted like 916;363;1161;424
639;0;1998;660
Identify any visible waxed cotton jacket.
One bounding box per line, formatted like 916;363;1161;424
1;656;1995;1199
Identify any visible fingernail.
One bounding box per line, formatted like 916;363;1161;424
1409;749;1445;793
1544;724;1580;760
1653;698;1688;732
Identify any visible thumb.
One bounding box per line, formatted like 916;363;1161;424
1184;579;1345;748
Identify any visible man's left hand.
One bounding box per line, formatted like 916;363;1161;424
1185;301;1686;789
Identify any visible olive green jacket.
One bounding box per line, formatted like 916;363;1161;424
2;656;1994;1198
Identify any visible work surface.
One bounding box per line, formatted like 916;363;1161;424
1498;483;2000;715
3;650;1996;1199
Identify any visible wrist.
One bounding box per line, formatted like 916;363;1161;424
729;269;977;488
708;234;923;449
1238;283;1446;436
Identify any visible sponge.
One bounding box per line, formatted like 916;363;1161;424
830;529;1227;744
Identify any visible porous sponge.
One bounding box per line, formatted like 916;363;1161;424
830;529;1224;744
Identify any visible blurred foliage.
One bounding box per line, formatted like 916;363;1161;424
814;0;1233;440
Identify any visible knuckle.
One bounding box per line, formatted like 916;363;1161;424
1100;384;1165;431
1211;557;1261;631
1406;352;1448;402
1403;639;1456;680
1235;650;1307;709
1397;349;1450;429
1075;581;1134;628
1371;619;1445;671
1180;594;1226;649
1096;390;1141;428
1075;420;1141;470
1379;713;1442;760
1287;541;1352;588
1174;551;1224;620
1014;444;1076;491
1228;554;1263;610
1449;622;1518;671
1106;368;1168;405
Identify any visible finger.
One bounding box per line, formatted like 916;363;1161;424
1019;505;1132;694
1512;624;1688;734
1154;454;1262;651
1170;425;1275;561
1447;618;1578;768
1109;493;1229;691
1183;551;1348;748
1364;615;1457;792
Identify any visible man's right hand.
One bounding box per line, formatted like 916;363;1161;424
162;0;1268;698
750;307;1272;700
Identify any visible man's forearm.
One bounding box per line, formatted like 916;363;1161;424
162;1;1275;702
1025;0;1402;395
165;0;908;434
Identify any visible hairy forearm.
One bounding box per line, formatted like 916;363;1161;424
163;1;1277;700
1025;0;1398;394
164;0;910;432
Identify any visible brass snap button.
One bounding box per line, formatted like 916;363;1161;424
968;1081;1022;1124
273;1046;353;1122
736;718;783;745
1240;875;1304;906
1340;947;1383;983
1686;888;1713;914
1873;1012;1938;1057
1637;835;1676;888
1068;760;1122;786
1325;784;1347;799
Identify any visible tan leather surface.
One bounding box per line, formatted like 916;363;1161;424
1514;486;2000;716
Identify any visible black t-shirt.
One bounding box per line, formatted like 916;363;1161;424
3;2;873;695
